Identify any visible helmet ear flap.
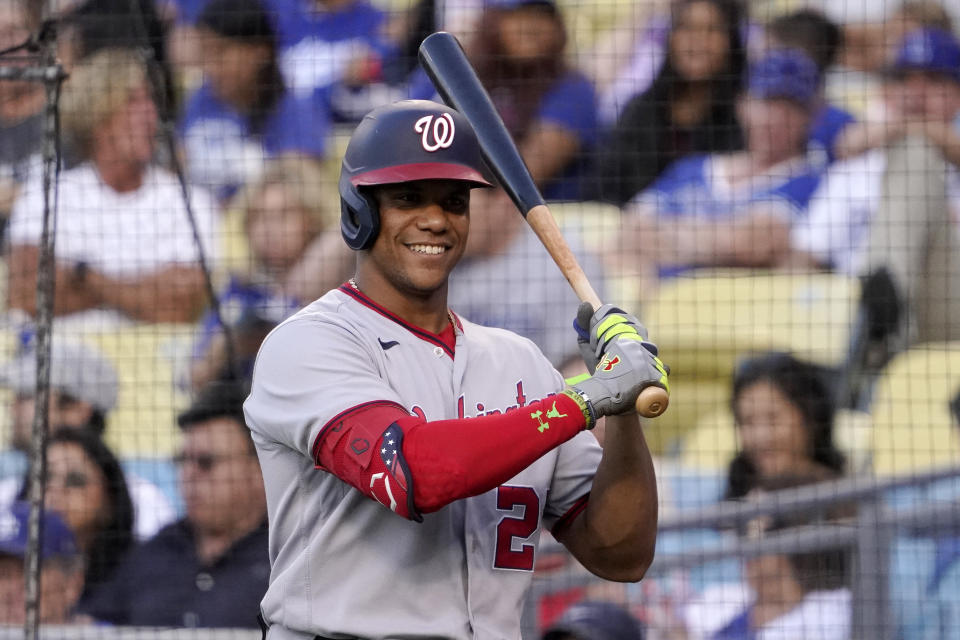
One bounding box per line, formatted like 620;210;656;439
339;173;380;251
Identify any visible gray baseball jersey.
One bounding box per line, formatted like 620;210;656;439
244;284;603;639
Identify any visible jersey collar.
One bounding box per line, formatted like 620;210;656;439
338;283;459;358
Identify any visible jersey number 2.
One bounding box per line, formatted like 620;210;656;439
494;486;540;571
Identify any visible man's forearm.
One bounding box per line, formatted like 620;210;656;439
708;214;791;267
92;266;206;323
559;412;658;582
8;246;101;316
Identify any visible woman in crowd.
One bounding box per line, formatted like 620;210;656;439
725;351;846;500
189;156;347;389
595;0;747;206
21;428;135;609
180;0;328;201
7;47;216;326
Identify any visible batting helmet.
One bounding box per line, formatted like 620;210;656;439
339;100;494;250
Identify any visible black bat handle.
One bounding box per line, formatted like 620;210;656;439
418;31;546;217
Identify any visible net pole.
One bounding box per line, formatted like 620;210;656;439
23;2;66;636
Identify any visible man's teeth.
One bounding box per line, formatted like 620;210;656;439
409;244;446;255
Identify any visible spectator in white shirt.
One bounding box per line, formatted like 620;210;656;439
6;47;217;326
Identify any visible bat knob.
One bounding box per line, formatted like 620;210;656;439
636;386;669;418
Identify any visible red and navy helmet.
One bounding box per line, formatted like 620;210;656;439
339;100;494;250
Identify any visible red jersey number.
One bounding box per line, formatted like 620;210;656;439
494;485;540;571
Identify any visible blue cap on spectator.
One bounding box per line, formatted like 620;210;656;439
746;49;820;108
0;502;79;560
542;600;645;640
889;28;960;83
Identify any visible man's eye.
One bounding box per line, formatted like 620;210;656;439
446;198;468;212
394;193;420;205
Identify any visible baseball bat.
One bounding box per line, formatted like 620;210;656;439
418;31;669;418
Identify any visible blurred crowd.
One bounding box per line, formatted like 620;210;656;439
2;0;960;636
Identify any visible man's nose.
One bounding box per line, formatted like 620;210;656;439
417;203;448;231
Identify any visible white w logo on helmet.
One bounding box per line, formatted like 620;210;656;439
414;113;456;152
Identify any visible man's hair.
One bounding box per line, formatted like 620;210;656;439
60;47;148;158
178;381;255;453
178;381;249;429
767;9;843;72
55;392;107;437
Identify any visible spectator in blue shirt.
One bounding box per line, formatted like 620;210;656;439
764;9;857;168
458;0;598;203
82;381;269;628
170;0;396;123
622;49;825;286
277;0;400;122
180;0;329;201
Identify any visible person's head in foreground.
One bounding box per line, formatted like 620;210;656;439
726;351;845;499
0;502;85;624
542;599;646;640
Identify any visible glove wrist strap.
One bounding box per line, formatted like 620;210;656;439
562;388;596;430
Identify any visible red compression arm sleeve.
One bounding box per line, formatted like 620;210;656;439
313;391;591;520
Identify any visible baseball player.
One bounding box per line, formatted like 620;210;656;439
243;100;669;639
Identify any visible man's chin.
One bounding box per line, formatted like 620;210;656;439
403;279;447;300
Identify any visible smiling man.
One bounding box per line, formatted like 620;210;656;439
243;100;669;639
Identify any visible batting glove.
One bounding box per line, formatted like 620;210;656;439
573;301;658;371
565;336;670;424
